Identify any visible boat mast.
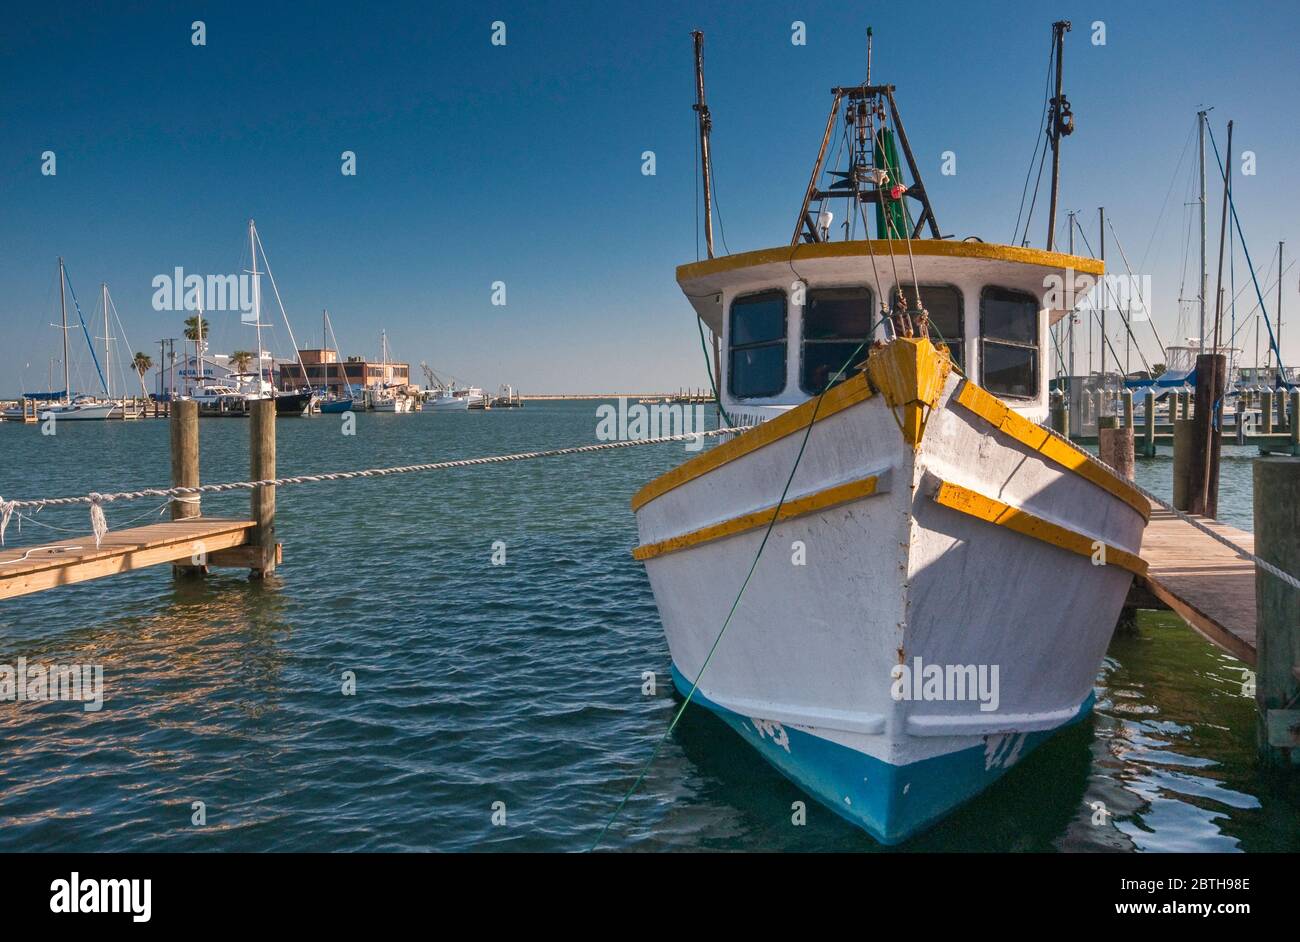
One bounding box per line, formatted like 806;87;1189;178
249;218;265;395
1045;20;1071;252
1099;206;1107;376
1212;120;1233;354
691;29;714;260
59;257;70;403
1278;241;1285;384
1067;211;1076;381
1197;109;1208;354
102;282;112;399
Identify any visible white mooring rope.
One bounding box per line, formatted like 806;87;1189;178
0;428;734;547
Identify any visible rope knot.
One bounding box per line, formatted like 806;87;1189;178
0;496;13;547
88;493;108;548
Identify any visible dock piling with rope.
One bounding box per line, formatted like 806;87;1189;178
0;397;280;599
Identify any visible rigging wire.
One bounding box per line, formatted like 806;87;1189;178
1011;34;1057;245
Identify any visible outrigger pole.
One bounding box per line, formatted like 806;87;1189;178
1045;20;1072;252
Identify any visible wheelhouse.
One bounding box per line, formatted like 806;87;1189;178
679;240;1102;425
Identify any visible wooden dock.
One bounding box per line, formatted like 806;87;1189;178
0;518;260;601
1132;501;1258;665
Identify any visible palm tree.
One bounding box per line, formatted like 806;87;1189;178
230;350;254;373
132;352;152;377
183;315;210;342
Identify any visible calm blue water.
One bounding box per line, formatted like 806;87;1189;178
0;405;1296;851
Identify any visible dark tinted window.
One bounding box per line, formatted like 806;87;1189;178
899;285;963;370
981;342;1037;399
801;287;873;394
730;292;786;346
981;287;1037;344
729;291;787;399
980;287;1039;399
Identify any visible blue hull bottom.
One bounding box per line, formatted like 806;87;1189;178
670;664;1093;845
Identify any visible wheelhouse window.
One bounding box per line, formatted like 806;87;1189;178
980;287;1039;399
801;286;874;394
729;290;787;398
898;285;964;370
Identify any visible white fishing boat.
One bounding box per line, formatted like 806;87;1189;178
633;33;1149;844
424;387;470;411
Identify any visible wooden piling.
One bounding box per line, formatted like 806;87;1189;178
1188;353;1226;517
169;400;200;521
249;398;277;578
1291;391;1300;456
1253;457;1300;767
1143;389;1157;457
1121;388;1134;430
1098;414;1135;480
1050;390;1068;435
169;400;205;578
1172;418;1195;510
1236;395;1247;445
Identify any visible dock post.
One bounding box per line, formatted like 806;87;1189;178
1277;388;1288;433
1050;390;1068;436
169;399;205;578
1236;396;1247;445
1263;392;1274;435
1188;353;1226;517
1121;388;1134;430
1172;418;1195;510
1253;457;1300;767
1143;389;1157;457
1098;414;1134;479
1291;391;1300;456
249;399;277;578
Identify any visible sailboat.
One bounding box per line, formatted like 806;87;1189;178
633;31;1149;844
365;331;413;413
187;220;314;417
4;259;121;421
318;309;356;414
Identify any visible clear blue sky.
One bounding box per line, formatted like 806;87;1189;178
3;0;1298;395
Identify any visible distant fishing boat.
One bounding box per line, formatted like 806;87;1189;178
634;30;1149;844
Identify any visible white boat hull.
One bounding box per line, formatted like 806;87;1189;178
634;340;1148;843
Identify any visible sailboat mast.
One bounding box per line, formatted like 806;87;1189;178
102;282;111;398
1279;241;1286;384
249;218;265;394
1197;110;1208;354
59;257;70;402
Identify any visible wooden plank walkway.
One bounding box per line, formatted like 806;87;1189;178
1135;501;1258;665
0;518;256;601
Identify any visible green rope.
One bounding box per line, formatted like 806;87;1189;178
589;320;881;851
696;316;733;427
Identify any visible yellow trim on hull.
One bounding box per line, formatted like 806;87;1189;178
630;371;875;512
931;479;1148;576
952;380;1151;521
633;474;882;561
676;240;1105;284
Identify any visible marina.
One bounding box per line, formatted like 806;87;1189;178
1;2;1297;883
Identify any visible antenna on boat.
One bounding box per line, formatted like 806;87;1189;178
1045;20;1073;252
691;29;715;260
